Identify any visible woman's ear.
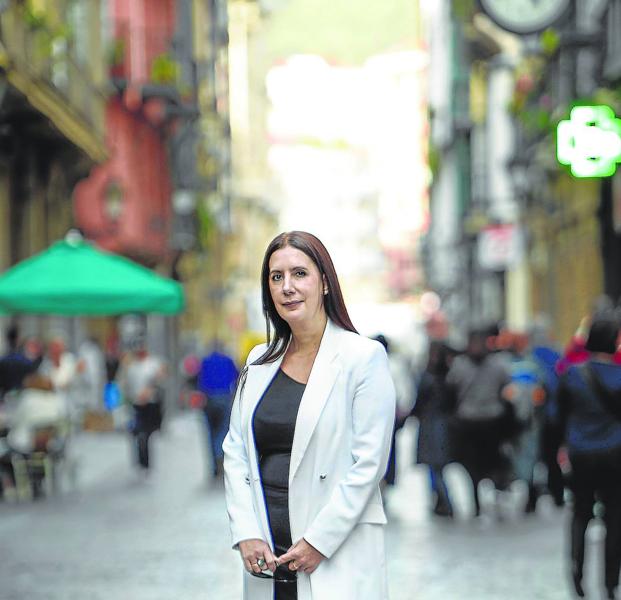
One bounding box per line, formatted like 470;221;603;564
322;274;328;295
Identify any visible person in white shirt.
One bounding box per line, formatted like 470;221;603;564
7;373;67;454
41;335;84;426
118;337;167;471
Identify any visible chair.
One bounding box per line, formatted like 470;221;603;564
11;420;71;501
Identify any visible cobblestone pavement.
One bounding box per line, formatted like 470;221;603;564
0;415;604;599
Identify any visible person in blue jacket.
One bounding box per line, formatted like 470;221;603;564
198;346;239;477
557;314;621;599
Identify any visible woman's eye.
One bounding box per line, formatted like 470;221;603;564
295;270;306;277
271;273;282;282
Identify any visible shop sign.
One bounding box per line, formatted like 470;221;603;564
557;105;621;178
477;224;524;271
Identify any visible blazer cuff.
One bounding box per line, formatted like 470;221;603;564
301;529;337;559
231;525;266;550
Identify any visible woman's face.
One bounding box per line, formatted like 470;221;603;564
268;245;326;328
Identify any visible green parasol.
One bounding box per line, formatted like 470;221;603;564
0;235;185;315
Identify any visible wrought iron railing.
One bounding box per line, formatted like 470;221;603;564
109;22;178;86
0;6;105;141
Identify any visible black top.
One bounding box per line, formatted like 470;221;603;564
253;369;306;490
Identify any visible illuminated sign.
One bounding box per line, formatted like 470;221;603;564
557;105;621;178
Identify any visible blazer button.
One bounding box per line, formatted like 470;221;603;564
319;473;327;480
244;475;250;484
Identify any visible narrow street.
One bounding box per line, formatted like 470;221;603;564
0;413;593;599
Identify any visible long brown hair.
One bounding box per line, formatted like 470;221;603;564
253;231;358;365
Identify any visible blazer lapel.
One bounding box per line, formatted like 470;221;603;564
289;320;341;483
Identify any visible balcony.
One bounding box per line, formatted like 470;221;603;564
0;4;106;163
108;21;199;119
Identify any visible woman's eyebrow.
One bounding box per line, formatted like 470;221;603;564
270;266;307;273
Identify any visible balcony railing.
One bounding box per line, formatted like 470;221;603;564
0;6;105;159
109;22;178;86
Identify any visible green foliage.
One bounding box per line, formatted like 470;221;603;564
21;3;74;61
150;53;179;85
197;198;214;249
540;28;560;56
428;142;441;181
591;87;621;115
452;0;476;22
519;107;552;134
23;6;47;31
107;38;125;66
508;57;546;116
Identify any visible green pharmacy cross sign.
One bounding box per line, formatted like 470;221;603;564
557;105;621;178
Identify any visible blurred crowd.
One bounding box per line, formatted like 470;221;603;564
0;323;239;500
386;297;621;600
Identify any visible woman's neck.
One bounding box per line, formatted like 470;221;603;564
289;314;327;355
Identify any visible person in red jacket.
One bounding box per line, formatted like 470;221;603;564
557;314;621;375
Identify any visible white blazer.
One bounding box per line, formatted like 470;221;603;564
223;319;396;600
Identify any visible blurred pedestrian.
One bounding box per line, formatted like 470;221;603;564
503;331;547;514
102;333;126;425
557;296;621;375
446;328;512;517
223;231;395;600
40;334;84;425
373;334;414;489
197;344;238;477
104;333;121;383
530;320;565;508
179;352;201;409
22;336;44;363
3;372;67;498
411;340;455;517
77;336;106;412
557;314;621;600
0;325;40;398
118;336;167;472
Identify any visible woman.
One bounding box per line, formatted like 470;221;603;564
411;341;454;517
223;231;396;600
557;315;621;599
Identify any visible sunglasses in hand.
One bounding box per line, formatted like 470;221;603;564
250;562;297;583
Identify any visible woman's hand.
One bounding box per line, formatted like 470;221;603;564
277;538;325;575
238;539;278;575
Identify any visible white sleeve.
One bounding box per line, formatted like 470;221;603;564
302;343;396;558
51;354;77;390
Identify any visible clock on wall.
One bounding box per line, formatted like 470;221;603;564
478;0;571;35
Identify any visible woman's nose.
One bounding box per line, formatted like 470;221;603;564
282;274;294;293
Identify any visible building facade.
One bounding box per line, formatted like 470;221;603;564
0;0;108;348
423;0;621;346
0;0;107;273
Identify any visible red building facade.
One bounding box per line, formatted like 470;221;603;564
74;0;176;265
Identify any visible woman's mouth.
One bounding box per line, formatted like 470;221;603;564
282;300;302;309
